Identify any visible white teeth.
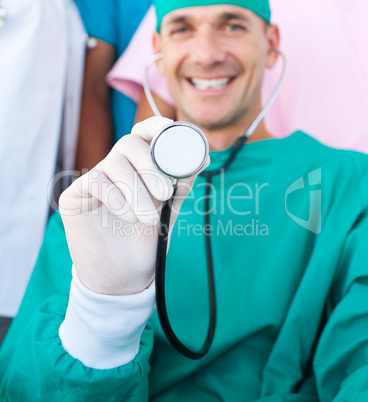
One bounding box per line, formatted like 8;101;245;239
190;77;231;90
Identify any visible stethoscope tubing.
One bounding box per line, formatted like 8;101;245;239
155;135;249;359
148;50;287;359
155;185;217;359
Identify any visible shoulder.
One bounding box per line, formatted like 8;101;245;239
74;0;152;50
286;131;368;171
287;131;368;205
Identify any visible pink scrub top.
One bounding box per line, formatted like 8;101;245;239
107;1;368;152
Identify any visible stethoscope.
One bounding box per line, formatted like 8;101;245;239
145;50;287;359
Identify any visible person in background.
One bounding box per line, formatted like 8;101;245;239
0;0;151;347
0;0;85;345
74;0;152;172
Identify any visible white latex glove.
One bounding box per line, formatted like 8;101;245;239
59;117;210;296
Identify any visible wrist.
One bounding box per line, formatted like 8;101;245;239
59;266;156;369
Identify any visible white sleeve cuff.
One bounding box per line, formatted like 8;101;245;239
59;266;156;369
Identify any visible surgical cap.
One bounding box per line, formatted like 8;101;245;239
154;0;271;32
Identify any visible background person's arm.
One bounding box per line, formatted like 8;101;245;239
106;6;177;126
75;39;115;172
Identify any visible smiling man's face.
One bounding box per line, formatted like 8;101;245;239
153;5;279;134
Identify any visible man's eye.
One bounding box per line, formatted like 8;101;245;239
172;26;189;35
226;24;245;32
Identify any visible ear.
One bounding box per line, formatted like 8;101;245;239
265;24;281;69
152;32;165;74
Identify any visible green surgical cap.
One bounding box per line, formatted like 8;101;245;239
154;0;271;32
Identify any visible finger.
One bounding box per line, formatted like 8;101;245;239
169;176;196;225
113;134;173;202
131;116;173;143
60;170;138;224
172;154;210;213
86;171;138;224
99;156;160;225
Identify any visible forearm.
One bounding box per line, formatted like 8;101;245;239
75;39;115;172
75;89;113;172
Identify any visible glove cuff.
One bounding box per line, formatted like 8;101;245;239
59;266;156;369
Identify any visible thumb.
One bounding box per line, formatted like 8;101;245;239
170;154;210;225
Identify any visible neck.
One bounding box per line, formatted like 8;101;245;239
203;120;273;151
176;102;274;151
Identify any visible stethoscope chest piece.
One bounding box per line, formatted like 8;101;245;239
151;122;209;180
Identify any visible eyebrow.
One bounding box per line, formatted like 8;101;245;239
165;11;250;27
165;15;194;26
218;12;251;24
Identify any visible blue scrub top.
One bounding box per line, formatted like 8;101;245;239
74;0;152;143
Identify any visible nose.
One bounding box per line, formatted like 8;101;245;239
191;26;226;68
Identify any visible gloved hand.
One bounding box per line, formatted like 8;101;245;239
59;116;209;296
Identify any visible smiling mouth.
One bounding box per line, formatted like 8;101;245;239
189;77;233;91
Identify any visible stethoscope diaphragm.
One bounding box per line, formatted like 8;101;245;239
151;122;209;180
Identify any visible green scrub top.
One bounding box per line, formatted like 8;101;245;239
2;132;368;401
